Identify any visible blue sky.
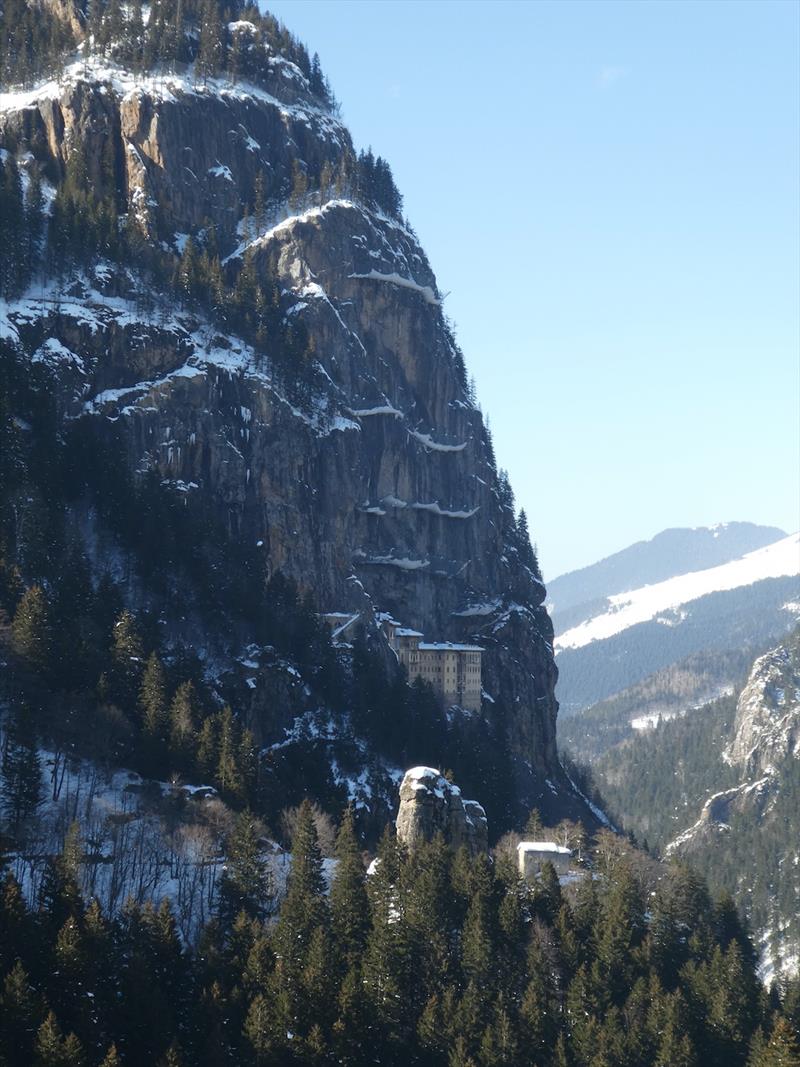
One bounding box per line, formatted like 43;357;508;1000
267;0;799;578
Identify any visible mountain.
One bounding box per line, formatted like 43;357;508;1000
554;529;799;713
587;630;800;982
559;645;757;762
548;521;787;627
0;0;588;846
1;8;798;1066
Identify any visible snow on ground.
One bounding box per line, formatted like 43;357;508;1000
555;533;800;652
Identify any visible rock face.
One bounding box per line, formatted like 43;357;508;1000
724;631;800;775
664;629;800;979
396;767;488;855
0;43;582;821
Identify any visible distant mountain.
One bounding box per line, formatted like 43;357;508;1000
554;531;799;713
585;630;800;982
559;645;757;762
548;522;787;631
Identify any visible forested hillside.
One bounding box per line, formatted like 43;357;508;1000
582;630;800;985
1;803;799;1066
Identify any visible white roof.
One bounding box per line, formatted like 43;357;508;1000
517;841;572;855
419;642;483;652
397;627;424;637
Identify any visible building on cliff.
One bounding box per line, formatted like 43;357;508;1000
379;616;483;713
517;841;573;879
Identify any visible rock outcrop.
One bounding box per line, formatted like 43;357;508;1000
395;767;488;855
724;630;800;775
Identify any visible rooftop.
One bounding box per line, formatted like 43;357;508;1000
419;642;484;652
517;841;572;855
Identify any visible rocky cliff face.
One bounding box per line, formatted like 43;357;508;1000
0;43;576;824
724;631;800;775
665;629;800;979
395;767;488;855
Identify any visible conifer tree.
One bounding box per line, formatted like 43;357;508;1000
216;706;242;799
139;652;168;726
218;810;270;925
330;806;368;971
460;854;495;986
0;960;44;1060
275;799;328;967
33;1011;85;1067
243;993;275;1064
1;709;42;838
362;828;412;1047
110;610;144;709
195;715;218;781
11;585;52;676
169;681;198;771
747;1015;800;1067
196;0;223;82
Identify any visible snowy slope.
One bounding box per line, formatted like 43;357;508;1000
555;532;800;653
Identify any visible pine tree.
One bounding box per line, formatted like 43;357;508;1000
169;681;198;771
362;828;412;1047
195;715;218;781
215;706;242;799
11;585;52;675
330;806;368;971
126;0;144;72
275;799;328;969
139;652;169;738
0;960;44;1059
196;0;223;82
460;854;495;986
243;993;275;1064
33;1011;85;1067
1;709;42;838
110;610;144;709
747;1015;800;1067
218;810;270;925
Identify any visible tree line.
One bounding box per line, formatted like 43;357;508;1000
0;0;334;107
0;801;798;1066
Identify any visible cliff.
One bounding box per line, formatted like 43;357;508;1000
0;18;584;830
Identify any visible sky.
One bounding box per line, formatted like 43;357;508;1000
266;0;800;578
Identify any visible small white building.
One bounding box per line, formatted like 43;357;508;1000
517;840;573;879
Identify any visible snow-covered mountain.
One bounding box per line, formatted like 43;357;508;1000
554;528;799;713
548;521;787;626
556;532;799;652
